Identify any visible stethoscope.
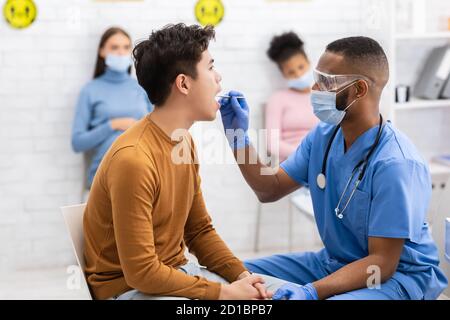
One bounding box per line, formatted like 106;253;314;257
316;114;384;219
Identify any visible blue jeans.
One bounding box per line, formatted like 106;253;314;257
112;261;289;300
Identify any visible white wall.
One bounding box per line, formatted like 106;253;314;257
394;0;450;160
0;0;375;272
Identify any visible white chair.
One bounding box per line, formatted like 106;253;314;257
61;203;93;300
254;103;317;252
288;188;318;251
254;103;280;252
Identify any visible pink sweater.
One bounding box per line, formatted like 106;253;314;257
265;89;319;161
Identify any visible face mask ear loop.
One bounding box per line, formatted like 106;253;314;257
339;80;366;112
343;97;358;112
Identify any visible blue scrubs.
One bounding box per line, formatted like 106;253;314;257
245;121;448;300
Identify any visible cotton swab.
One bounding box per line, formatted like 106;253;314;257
217;95;245;99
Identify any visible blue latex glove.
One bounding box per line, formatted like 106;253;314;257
272;283;319;300
219;90;250;149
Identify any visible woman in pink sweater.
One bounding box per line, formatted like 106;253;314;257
266;32;319;161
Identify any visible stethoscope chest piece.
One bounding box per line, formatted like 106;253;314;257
317;173;326;190
335;208;344;219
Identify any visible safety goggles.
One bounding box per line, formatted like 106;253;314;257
313;68;372;92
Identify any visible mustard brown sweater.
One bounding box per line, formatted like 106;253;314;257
83;115;246;300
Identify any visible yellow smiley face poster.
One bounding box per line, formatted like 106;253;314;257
195;0;225;27
3;0;37;29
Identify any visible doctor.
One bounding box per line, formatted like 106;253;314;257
219;36;448;300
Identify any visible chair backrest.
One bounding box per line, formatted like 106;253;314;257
61;203;92;300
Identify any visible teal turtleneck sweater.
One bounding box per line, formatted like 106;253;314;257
71;68;153;187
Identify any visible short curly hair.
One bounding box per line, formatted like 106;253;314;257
267;31;307;65
133;23;216;106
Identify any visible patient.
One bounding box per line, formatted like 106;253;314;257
265;32;318;161
83;23;288;300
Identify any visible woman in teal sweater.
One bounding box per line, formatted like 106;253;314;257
71;27;153;189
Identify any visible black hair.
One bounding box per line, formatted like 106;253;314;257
326;36;389;82
133;23;215;106
267;32;307;65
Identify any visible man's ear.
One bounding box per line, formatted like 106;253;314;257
175;74;190;95
355;80;369;99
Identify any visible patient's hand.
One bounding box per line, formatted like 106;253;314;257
255;282;273;300
237;271;252;280
236;271;272;299
219;275;271;300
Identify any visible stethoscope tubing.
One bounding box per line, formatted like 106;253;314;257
318;114;384;218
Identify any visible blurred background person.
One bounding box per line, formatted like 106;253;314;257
265;32;318;162
71;27;153;193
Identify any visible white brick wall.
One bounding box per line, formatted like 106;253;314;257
0;0;384;272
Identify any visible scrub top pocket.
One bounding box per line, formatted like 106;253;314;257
340;188;370;241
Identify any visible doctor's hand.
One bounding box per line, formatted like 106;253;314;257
219;275;269;300
219;90;250;149
272;283;319;300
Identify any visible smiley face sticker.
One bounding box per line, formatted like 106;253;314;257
3;0;37;29
195;0;225;27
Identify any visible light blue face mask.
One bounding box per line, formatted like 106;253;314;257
310;82;358;125
105;54;132;73
287;69;314;90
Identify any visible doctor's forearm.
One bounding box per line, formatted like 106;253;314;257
312;254;397;300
